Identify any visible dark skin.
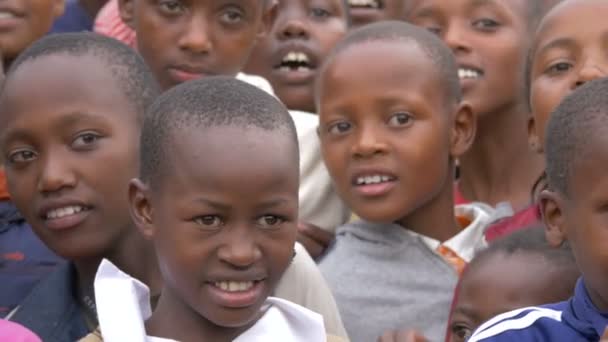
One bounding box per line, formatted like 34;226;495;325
0;0;64;70
118;0;274;91
129;126;298;342
407;0;544;210
542;131;608;313
528;0;608;154
317;40;476;241
449;251;579;342
0;54;162;317
347;0;408;28
244;0;348;113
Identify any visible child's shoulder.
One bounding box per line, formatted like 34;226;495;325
468;303;577;342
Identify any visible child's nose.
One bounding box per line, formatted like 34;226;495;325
574;60;607;88
37;154;77;195
178;17;213;54
352;127;388;158
278;17;309;40
218;230;263;268
443;23;472;55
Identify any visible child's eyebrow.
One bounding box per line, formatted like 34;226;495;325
470;0;498;9
536;37;577;57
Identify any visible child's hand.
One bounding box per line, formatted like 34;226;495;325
297;222;335;259
377;330;428;342
601;327;608;341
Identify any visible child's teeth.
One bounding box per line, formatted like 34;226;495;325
458;68;481;79
46;205;85;220
214;281;254;292
0;12;16;19
349;0;380;8
356;174;394;185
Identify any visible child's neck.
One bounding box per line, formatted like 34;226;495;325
396;172;461;243
146;288;259;342
458;104;544;210
73;224;162;310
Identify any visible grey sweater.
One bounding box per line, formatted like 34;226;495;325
319;220;463;342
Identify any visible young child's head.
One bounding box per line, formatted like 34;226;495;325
316;21;475;232
527;0;608;154
449;226;579;342
118;0;274;90
243;0;349;113
0;0;65;67
406;0;556;117
129;77;299;336
0;32;160;260
541;77;608;313
347;0;408;28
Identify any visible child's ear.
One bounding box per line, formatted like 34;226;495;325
51;0;66;19
257;0;277;42
128;178;156;240
449;101;476;157
118;0;136;29
528;116;543;154
540;189;568;248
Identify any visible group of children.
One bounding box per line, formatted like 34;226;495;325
1;0;608;341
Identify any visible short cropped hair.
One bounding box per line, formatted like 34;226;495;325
4;32;160;120
470;226;576;272
140;76;298;184
545;77;608;195
317;21;461;106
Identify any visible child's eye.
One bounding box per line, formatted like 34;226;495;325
220;8;244;24
311;7;331;19
451;324;473;341
387;112;413;127
472;18;500;31
71;132;102;150
7;149;37;165
545;61;573;75
327;121;352;135
194;215;223;229
158;0;184;15
256;215;284;228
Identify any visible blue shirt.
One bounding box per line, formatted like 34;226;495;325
10;262;90;342
50;0;93;33
469;278;608;342
0;200;62;317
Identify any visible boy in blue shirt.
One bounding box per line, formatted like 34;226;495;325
469;77;608;342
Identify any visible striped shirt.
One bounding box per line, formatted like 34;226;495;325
469;278;607;342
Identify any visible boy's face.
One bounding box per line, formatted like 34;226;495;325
131;126;298;328
0;55;140;259
449;252;577;342
407;0;530;117
0;0;64;62
544;133;608;312
347;0;407;28
318;41;458;223
121;0;271;90
244;0;348;113
529;0;608;153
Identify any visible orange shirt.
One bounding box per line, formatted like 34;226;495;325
0;170;10;201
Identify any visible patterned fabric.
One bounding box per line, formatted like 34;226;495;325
94;0;136;48
436;245;466;276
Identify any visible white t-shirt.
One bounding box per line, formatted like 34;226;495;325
94;259;327;342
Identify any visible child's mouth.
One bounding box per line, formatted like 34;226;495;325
458;67;483;81
274;51;317;84
353;173;398;197
207;279;266;308
276;51;315;73
348;0;382;10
